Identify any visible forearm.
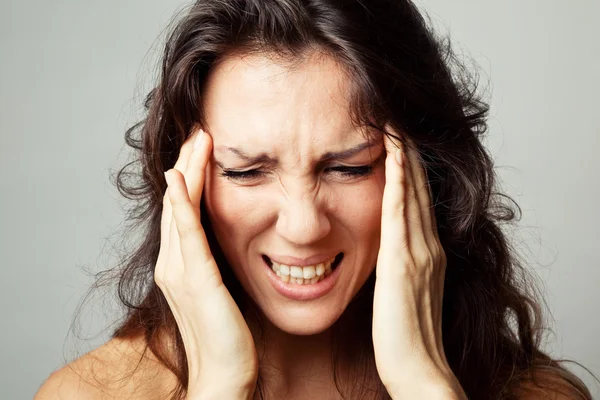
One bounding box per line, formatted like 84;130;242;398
186;377;256;400
185;383;255;400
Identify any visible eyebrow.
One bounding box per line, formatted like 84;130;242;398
215;141;379;168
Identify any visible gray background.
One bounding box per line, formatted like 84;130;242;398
1;0;598;398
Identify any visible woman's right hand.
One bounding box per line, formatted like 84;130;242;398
154;128;258;399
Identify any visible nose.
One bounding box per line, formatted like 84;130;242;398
275;192;331;247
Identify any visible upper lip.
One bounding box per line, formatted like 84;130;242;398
266;252;341;267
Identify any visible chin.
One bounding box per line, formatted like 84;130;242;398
260;303;346;335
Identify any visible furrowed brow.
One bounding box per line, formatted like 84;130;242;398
223;147;277;165
319;141;377;161
216;140;379;167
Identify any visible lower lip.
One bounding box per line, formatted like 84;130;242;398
263;255;343;301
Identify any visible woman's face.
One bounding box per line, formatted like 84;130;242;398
202;52;386;335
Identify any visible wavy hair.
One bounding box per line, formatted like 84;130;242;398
90;0;594;398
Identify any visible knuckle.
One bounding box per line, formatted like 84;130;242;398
400;258;419;279
438;246;447;268
417;251;434;273
388;237;410;256
155;268;179;289
153;269;166;287
154;264;167;283
163;274;179;289
383;203;406;219
397;169;407;184
154;256;182;290
176;223;198;239
407;187;417;202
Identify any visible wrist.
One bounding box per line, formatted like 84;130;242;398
186;381;256;400
187;367;258;400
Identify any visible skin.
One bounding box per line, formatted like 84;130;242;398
200;52;386;398
156;51;466;399
33;49;579;400
202;52;386;337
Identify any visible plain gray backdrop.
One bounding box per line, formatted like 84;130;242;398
1;1;598;399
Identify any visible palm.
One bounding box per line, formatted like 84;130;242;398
155;130;258;392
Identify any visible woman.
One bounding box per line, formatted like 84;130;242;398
36;0;594;399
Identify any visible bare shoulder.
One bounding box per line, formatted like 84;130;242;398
35;335;179;400
514;368;592;400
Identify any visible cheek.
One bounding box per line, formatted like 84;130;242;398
206;183;257;232
204;175;271;257
328;174;385;239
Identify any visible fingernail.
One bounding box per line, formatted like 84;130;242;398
164;170;172;185
395;149;402;165
194;129;204;151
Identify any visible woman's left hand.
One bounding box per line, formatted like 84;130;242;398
372;131;466;400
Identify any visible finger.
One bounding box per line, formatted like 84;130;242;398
404;141;440;246
399;140;427;250
158;131;203;277
404;141;438;252
382;132;447;369
165;168;221;283
403;140;445;284
161;130;202;238
381;133;428;267
403;141;445;276
380;131;408;258
174;129;201;172
183;128;213;209
155;192;175;280
403;139;447;362
395;140;440;366
163;130;203;220
165;129;206;277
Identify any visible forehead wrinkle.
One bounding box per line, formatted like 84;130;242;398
206;52;376;170
214;138;378;168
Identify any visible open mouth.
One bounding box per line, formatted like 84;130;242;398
262;252;344;285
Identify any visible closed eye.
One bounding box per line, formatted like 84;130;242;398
220;169;265;181
325;165;373;178
220;164;374;182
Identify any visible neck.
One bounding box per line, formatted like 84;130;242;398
246;311;341;399
240;274;381;399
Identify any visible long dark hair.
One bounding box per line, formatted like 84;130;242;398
89;0;594;398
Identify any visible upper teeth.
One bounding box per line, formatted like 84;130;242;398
272;256;336;279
